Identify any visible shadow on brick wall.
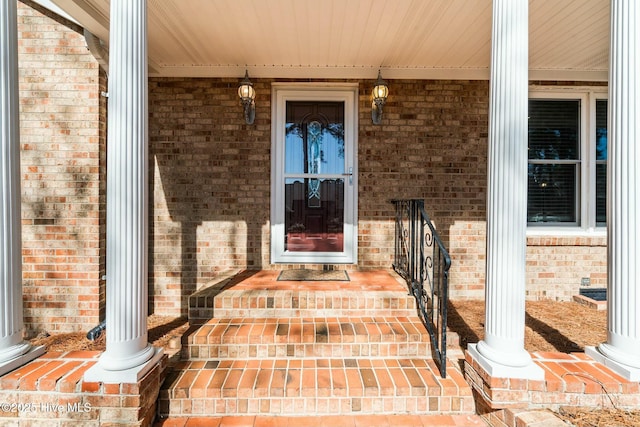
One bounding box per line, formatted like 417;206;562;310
148;78;270;317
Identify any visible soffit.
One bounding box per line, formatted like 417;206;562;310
50;0;610;81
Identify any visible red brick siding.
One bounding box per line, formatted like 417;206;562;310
18;1;105;334
148;78;491;314
149;78;272;316
526;235;607;300
357;80;490;299
148;78;608;316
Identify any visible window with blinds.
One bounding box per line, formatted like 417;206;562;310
595;100;607;225
527;100;581;224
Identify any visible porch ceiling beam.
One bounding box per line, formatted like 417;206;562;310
50;0;109;41
148;65;492;80
148;65;609;82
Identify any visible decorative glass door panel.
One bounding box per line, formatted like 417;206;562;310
285;102;345;252
271;85;357;264
285;178;345;252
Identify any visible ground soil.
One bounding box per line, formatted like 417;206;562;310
29;314;189;353
447;300;607;353
28;300;638;426
447;300;638;427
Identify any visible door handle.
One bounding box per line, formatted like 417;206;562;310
342;167;353;185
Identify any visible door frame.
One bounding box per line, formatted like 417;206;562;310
270;83;358;264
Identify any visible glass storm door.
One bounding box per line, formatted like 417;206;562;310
271;86;357;264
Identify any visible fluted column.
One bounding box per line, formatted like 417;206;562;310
586;0;640;380
85;0;160;382
0;0;44;376
467;0;543;380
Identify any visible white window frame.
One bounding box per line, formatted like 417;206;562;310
528;87;608;236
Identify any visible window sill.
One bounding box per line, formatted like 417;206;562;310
526;227;607;246
526;227;606;237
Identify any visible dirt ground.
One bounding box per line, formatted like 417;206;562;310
448;300;639;427
28;300;639;427
447;300;607;353
29;314;189;353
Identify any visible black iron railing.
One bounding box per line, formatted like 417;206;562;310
391;199;451;378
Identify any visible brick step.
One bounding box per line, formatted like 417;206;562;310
187;270;417;324
154;413;488;427
183;317;433;360
158;358;475;417
189;289;417;323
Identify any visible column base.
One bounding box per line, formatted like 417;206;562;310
84;346;163;384
0;345;45;377
586;345;640;381
468;343;544;380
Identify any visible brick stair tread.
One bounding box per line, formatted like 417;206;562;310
187;317;430;345
189;284;417;321
192;288;415;307
155;414;488;427
162;357;471;399
184;316;433;359
159;357;475;417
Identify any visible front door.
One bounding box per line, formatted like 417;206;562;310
271;85;358;263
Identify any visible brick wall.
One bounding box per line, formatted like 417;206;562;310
526;235;607;300
148;78;491;314
18;1;105;334
149;78;272;316
148;77;609;316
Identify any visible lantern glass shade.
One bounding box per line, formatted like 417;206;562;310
238;83;255;101
372;83;388;101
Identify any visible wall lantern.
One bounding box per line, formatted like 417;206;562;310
371;70;389;125
238;70;256;124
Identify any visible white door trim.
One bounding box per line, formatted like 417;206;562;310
270;83;358;264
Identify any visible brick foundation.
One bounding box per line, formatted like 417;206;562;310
0;351;168;427
465;350;640;414
479;408;567;427
526;235;607;301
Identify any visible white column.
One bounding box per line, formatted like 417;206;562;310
586;0;640;381
85;0;161;383
467;0;543;380
0;0;44;376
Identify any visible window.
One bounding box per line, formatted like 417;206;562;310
595;100;607;226
528;100;580;224
528;91;607;229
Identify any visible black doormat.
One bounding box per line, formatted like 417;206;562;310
277;269;350;281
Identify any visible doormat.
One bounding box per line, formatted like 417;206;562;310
277;269;350;281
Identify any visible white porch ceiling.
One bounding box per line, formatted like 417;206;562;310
50;0;610;81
